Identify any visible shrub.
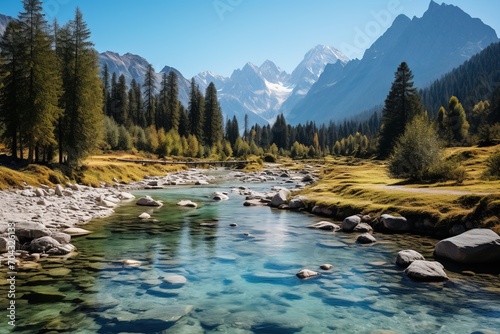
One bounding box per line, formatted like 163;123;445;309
389;114;443;181
484;150;500;180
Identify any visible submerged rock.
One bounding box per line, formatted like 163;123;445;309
212;192;229;201
404;260;448;282
396;250;425;268
320;264;334;270
308;221;341;231
434;229;500;263
138;212;151;219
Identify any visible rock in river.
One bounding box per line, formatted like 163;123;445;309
396;250;425;268
296;269;320;279
177;200;198;208
434;228;500;263
342;215;361;232
356;233;377;244
136;196;163;207
404;260;448;282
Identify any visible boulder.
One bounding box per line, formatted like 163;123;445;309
50;232;71;244
380;214;412;232
136;196;163;207
434;229;500;263
353;223;373;233
289;197;306;210
270;189;290;207
15;222;52;241
396;250;425;268
29;236;61;253
119;192;135;200
177;200;198;208
296;269;319;279
404;260;449;282
320;264;333;270
342;215;361;232
62;227;92;236
196;180;209;185
308;221;341;231
356;233;377;244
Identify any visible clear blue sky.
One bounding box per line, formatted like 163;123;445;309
1;0;499;78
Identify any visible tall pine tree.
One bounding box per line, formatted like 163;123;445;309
57;8;103;165
378;62;423;158
204;82;223;147
143;63;156;127
188;77;204;142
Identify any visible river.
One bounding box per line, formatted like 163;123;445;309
1;171;499;333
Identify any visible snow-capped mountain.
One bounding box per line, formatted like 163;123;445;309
288;1;500;124
280;45;349;116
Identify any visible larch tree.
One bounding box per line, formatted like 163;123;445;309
57;8;103;165
378;62;423;158
204;82;223;147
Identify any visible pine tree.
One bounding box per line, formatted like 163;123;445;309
13;0;63;162
57;8;103;165
157;72;168;130
204;82;223;147
271;114;289;150
188;77;204;142
378;62;423;158
102;63;110;116
143;63;156;127
0;21;23;159
166;71;179;131
178;103;189;137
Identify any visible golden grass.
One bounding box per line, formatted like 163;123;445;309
299;146;500;233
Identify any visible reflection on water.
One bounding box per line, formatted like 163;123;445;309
1;179;499;334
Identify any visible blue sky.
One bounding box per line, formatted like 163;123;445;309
1;0;499;78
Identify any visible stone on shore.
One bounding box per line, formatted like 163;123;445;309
55;184;64;196
296;269;320;279
0;237;9;252
396;250;425;268
380;214;412;232
308;221;341;231
289;197;306;210
404;260;449;282
136;196;163;207
29;236;61;253
50;232;71;244
119;192;135;200
357;233;377;244
177;200;198;208
342;215;361;232
15;222;52;241
434;229;500;263
46;243;76;255
270;189;290;207
353;223;373;233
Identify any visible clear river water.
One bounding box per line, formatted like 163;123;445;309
1;171;499;334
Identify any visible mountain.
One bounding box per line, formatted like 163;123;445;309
280;45;349;116
289;1;499;125
0;14;14;36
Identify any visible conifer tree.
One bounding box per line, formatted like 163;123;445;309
157;72;168;130
188;77;204;142
178;103;189;137
204;82;223;147
13;0;62;162
378;62;423;158
0;21;23;159
102;63;110;116
271;114;289;149
143;63;157;127
57;8;103;165
445;96;469;145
